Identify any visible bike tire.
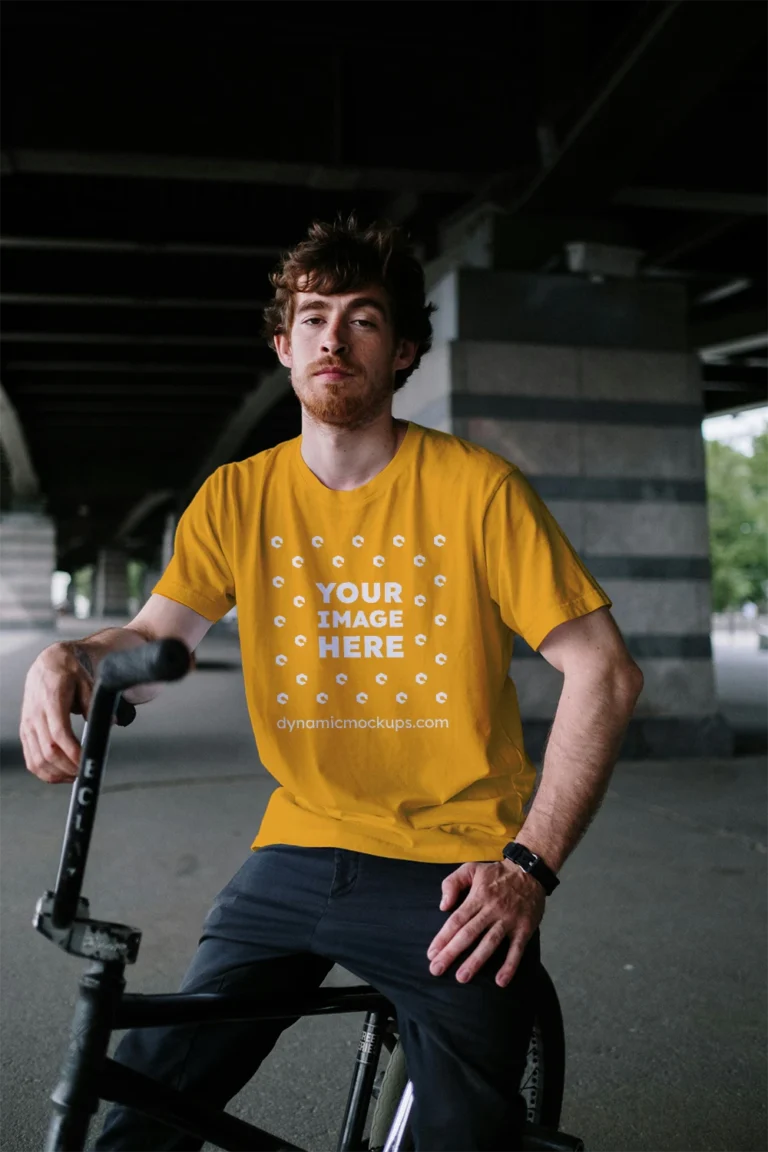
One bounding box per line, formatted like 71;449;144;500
368;964;566;1151
368;1040;413;1152
523;965;566;1130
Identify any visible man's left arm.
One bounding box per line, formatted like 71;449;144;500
426;607;643;987
513;604;644;872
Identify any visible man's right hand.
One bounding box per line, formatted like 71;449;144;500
19;594;216;784
20;643;93;783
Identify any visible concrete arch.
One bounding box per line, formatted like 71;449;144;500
0;380;40;506
0;433;11;506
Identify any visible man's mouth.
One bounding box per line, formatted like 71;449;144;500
314;368;354;380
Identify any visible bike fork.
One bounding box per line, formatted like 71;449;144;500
337;1010;390;1152
45;959;126;1152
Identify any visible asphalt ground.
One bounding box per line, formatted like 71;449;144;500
1;623;765;1152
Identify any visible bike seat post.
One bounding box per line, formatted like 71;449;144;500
45;959;126;1152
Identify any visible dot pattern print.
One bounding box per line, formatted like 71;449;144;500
271;531;449;709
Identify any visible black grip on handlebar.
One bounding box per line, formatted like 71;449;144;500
100;638;191;691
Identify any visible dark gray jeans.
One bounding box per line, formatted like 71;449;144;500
96;844;540;1151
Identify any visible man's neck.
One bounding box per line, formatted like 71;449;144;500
300;411;408;492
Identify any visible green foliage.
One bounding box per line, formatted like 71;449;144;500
705;428;768;611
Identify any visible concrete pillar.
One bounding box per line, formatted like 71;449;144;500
161;512;176;571
92;548;129;618
395;262;730;758
0;511;56;629
64;574;77;615
142;567;161;606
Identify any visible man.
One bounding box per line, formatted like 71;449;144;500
22;215;643;1150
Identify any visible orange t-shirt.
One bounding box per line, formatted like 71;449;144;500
154;422;611;863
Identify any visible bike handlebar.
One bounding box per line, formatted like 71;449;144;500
50;638;191;931
100;639;191;692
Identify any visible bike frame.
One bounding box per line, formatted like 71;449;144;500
44;954;401;1151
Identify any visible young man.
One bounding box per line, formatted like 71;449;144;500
21;216;643;1150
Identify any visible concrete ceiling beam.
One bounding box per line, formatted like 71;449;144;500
1;292;266;311
0;149;486;195
0;235;284;258
614;187;767;216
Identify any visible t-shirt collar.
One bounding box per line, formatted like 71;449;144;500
291;421;419;506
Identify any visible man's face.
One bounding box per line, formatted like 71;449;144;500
274;285;416;430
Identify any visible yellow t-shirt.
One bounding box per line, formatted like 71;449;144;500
154;422;611;863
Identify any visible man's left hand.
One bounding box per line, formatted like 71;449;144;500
426;861;545;988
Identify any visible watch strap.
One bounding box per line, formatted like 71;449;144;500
502;842;560;895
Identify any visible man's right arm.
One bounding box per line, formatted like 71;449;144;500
20;594;214;784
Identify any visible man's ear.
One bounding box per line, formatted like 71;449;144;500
274;332;292;368
394;338;418;373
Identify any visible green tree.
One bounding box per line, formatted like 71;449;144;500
747;430;768;511
705;429;768;612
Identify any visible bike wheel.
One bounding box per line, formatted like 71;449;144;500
521;965;565;1129
368;964;565;1151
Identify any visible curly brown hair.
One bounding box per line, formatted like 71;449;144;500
262;214;437;392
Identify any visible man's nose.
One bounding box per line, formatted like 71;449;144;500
321;324;348;356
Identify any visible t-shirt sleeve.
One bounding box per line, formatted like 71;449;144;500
152;467;236;622
484;468;612;651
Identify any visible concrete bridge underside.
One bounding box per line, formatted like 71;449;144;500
1;0;766;760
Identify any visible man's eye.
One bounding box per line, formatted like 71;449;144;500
354;319;375;328
302;317;323;325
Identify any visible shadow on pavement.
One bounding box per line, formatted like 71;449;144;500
733;726;768;755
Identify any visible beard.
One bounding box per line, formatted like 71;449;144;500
292;360;394;430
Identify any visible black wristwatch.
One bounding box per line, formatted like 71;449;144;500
502;842;560;896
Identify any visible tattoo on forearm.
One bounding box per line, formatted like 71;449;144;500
70;644;94;678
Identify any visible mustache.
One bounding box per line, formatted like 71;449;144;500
311;360;359;375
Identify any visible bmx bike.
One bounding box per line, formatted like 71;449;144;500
33;639;585;1151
